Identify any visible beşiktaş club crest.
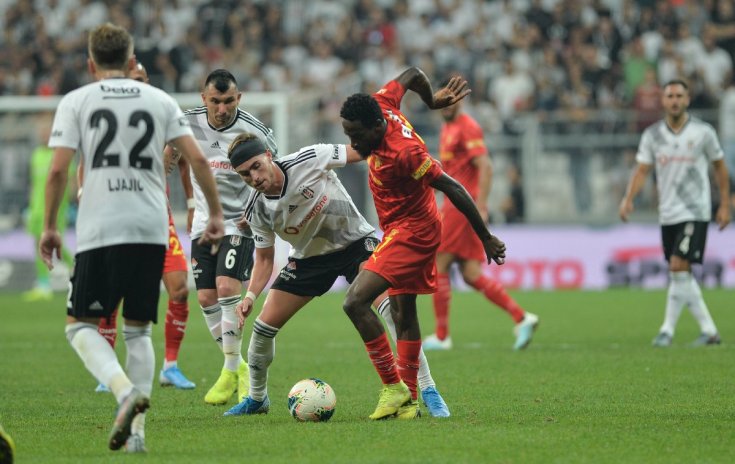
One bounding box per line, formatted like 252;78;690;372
364;238;377;252
300;186;314;199
286;260;297;270
230;235;242;246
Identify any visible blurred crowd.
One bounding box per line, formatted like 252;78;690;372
1;0;733;111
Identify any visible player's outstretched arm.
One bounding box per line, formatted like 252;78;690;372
40;147;75;269
170;135;224;252
619;163;651;222
712;159;731;230
395;67;471;110
431;173;505;265
238;246;275;329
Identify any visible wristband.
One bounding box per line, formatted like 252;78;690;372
186;198;196;209
245;290;258;302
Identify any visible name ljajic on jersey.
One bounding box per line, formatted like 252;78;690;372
108;177;143;192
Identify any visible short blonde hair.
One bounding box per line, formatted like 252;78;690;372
88;23;133;70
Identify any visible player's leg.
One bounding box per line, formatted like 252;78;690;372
375;295;450;417
390;293;423;419
670;223;719;345
117;244;165;452
225;290;312;416
214;236;256;403
460;259;538;350
656;224;691;346
94;307;119;393
160;269;195;389
344;269;409;420
424;251;454;350
64;246;151;450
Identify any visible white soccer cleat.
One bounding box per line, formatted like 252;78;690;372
513;312;539;351
422;334;453;351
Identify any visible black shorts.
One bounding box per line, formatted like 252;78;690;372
68;244;165;323
661;221;708;264
271;236;379;297
191;235;255;290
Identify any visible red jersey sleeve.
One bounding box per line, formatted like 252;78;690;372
396;145;443;186
373;80;407;110
460;117;487;159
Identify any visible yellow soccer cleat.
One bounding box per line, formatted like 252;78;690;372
204;368;238;405
22;287;52;302
369;381;411;420
0;423;15;464
237;361;250;403
396;399;421;420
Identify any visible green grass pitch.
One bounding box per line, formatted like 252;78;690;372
1;289;734;463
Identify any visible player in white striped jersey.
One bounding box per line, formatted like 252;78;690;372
182;69;278;406
221;133;450;418
40;23;224;452
620;79;731;347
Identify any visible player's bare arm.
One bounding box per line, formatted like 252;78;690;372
472;155;492;222
40;146;75;269
345;145;364;163
431;172;505;265
169;135;224;251
395;67;471;110
619;163;652;222
712;159;731;230
237;245;275;328
173;148;195;233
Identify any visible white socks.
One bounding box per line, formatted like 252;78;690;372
686;275;718;335
201;303;223;351
66;322;134;404
219;295;244;372
376;298;435;391
661;271;718;336
247;318;278;401
123;324;154;438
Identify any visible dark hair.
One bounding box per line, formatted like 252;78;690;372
205;69;238;93
340;93;383;128
663;79;689;91
88;23;133;70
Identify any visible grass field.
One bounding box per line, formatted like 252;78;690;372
1;289;734;463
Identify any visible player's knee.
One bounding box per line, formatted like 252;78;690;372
168;284;189;303
248;350;273;370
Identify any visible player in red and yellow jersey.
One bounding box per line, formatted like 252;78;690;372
424;93;539;353
340;67;506;419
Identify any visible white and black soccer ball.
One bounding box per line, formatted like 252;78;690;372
287;378;336;422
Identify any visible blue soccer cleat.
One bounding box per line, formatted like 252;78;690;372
223;395;270;416
159;366;196;389
95;383;111;393
421;386;451;418
513;312;539;351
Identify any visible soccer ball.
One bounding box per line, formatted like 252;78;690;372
287;378;336;422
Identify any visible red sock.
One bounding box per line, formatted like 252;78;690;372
396;340;422;400
98;307;118;348
431;273;451;340
165;300;189;362
470;275;525;323
365;333;400;385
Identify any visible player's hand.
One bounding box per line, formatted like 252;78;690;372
619;198;633;222
199;216;224;255
715;204;731;230
236;298;255;329
483;234;506;265
236;213;252;235
39;230;62;270
433;75;471;109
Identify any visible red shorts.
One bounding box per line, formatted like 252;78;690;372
163;223;188;274
438;206;485;262
363;221;441;295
